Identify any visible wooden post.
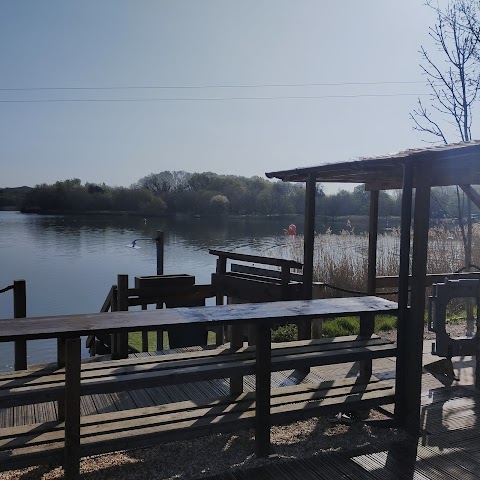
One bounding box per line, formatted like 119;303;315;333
155;231;165;348
466;199;474;327
395;163;414;425
112;274;129;359
13;280;27;371
215;257;227;306
403;166;431;435
360;190;379;379
303;173;316;300
255;320;271;458
229;323;245;395
280;265;290;300
141;305;149;352
299;173;316;341
215;256;227;345
476;281;480;389
57;337;66;421
311;282;325;338
64;336;81;480
366;190;379;297
156;230;164;276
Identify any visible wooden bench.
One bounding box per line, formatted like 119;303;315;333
0;296;398;478
0;375;395;470
0;335;395;408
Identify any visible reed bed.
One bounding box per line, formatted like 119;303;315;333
273;224;480;338
282;224;480;298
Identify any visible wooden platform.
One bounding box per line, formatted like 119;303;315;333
201;341;480;480
0;340;477;480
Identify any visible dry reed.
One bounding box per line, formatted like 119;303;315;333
281;224;480;299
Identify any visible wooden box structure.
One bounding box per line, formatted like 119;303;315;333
134;274;207;348
266;140;480;435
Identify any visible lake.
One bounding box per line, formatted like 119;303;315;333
0;211;387;370
0;212;309;369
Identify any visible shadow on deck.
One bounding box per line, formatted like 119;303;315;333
203;341;480;480
1;341;479;480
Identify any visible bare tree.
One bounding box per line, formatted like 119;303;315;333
411;0;480;275
411;1;480;144
135;171;192;195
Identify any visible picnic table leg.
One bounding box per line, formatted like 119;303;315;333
64;336;81;480
230;324;244;395
57;338;66;421
255;321;271;457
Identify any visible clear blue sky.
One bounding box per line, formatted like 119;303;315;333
0;1;453;191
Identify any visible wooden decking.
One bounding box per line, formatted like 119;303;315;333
0;341;478;480
203;341;480;480
203;382;480;480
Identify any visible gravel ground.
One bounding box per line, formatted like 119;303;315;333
0;412;407;480
379;317;474;343
2;320;471;480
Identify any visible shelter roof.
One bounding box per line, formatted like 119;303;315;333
265;141;480;190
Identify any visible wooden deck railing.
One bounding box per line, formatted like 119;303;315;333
0;280;27;370
0;295;398;479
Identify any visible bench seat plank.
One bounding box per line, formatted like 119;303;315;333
0;377;394;470
0;335;393;382
0;336;395;408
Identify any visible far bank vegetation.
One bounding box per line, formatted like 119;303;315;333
5;170;412;218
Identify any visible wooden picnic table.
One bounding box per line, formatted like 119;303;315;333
0;296;397;480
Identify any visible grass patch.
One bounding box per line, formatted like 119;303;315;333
323;317;359;337
271;315;398;343
375;316;397;332
128;314;399;351
323;315;397;338
128;331;165;352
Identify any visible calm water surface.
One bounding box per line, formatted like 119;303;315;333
0;211;389;370
0;212;309;370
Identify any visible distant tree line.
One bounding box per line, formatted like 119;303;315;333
20;178;166;215
133;171;306;215
5;171;477;220
0;186;32;209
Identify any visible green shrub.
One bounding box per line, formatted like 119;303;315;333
271;324;298;342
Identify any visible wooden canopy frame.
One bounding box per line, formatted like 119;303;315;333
266;140;480;435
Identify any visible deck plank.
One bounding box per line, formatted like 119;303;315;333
4;340;480;480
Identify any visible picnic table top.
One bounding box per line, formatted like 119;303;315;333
0;296;398;342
